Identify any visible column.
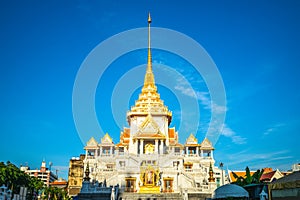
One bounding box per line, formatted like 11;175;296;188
85;150;88;157
196;147;199;156
95;148;98;157
140;139;144;155
110;146;113;155
135;140;139;154
210;150;213;159
155;140;158;154
186;146;189;155
100;146;103;156
160;140;164;154
201;150;203;157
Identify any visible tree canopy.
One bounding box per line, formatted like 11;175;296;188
0;161;71;200
232;166;264;186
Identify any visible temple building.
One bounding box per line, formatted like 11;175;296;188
78;14;224;199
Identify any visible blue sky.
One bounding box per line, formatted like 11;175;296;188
1;0;300;179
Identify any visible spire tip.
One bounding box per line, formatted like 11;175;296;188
148;12;152;23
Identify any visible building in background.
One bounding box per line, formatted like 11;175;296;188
292;163;300;172
260;169;284;183
50;178;68;189
67;154;85;197
228;168;284;183
268;171;300;200
20;161;57;186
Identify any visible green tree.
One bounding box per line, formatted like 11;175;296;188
0;161;71;200
232;166;264;186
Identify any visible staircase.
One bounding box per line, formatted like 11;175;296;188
181;172;196;187
119;192;183;200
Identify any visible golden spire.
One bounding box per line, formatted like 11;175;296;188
208;162;215;182
144;12;155;86
127;14;172;124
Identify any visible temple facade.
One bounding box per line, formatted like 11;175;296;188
81;14;224;199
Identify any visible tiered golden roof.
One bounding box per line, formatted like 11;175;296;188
127;13;172;123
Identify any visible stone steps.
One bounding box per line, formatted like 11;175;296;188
119;192;183;200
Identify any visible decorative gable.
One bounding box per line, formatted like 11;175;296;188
200;138;214;149
134;114;165;139
138;114;160;134
185;133;198;145
86;137;98;147
101;133;114;144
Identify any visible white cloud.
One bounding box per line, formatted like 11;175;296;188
226;150;291;167
212;102;228;114
221;124;247;145
263;123;285;135
174;75;229;143
174;82;210;108
174;80;227;114
232;136;247;144
174;85;198;99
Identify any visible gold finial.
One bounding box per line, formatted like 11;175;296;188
148;12;152;24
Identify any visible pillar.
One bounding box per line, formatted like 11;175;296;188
110;146;113;155
186;146;189;155
100;146;103;156
201;150;203;157
135;140;139;154
155;140;158;154
196;147;199;156
160;140;164;154
140;139;144;155
95;148;98;157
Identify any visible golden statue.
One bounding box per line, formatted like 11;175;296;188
139;164;160;193
145;143;154;154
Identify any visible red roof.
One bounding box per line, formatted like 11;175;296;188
50;180;67;186
260;171;276;181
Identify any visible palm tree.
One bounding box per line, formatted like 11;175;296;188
232;166;264;186
252;169;264;183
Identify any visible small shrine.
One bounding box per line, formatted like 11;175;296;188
139;164;161;193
